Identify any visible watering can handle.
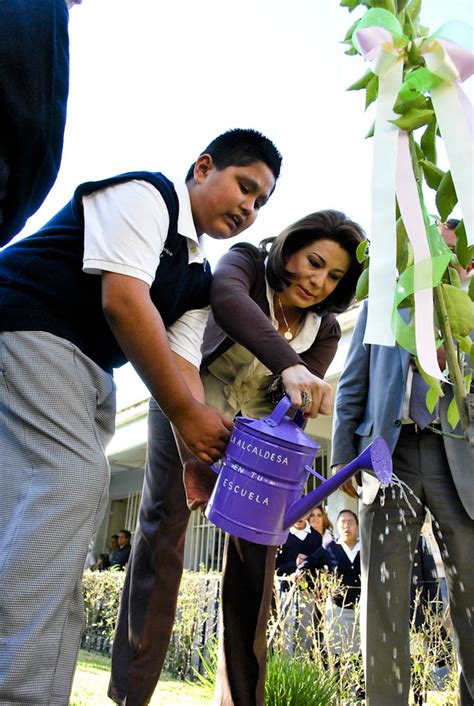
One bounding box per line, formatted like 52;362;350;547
264;395;305;428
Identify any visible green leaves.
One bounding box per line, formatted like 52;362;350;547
347;70;374;91
371;0;397;14
420;118;437;163
356;267;369;301
340;0;367;12
417;361;444;414
396;216;410;272
390;107;434;130
356;239;369;263
435;171;457;221
365;74;379;108
419;160;444;190
441;284;474;340
447;396;460;430
454;220;474;270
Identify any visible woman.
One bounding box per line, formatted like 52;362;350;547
194;209;365;705
113;210;365;706
309;505;334;547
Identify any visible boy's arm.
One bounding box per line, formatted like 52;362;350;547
102;271;232;463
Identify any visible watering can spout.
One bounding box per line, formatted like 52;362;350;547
283;437;392;529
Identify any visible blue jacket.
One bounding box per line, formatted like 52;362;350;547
332;301;474;517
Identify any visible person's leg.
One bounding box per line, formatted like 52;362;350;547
421;434;474;706
0;332;115;704
360;429;425;706
109;399;190;706
214;537;277;706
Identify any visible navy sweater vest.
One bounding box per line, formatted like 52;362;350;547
304;541;361;608
0;171;212;373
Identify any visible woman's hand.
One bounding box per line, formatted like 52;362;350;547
332;463;361;499
281;364;332;418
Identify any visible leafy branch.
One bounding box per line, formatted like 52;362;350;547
341;0;474;440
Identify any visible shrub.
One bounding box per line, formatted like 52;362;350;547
81;569;220;675
82;570;125;654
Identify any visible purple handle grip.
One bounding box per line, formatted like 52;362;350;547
264;395;305;428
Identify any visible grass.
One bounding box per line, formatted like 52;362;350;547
70;650;212;705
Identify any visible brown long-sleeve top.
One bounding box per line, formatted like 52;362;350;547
201;243;341;379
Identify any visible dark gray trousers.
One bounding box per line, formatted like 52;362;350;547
360;425;474;706
109;399;275;706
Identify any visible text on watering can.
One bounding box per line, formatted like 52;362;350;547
230;434;289;465
221;477;270;506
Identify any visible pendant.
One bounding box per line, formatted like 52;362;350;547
284;331;293;341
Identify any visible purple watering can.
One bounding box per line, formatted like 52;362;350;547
205;396;392;545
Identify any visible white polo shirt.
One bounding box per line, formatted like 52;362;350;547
82;178;210;368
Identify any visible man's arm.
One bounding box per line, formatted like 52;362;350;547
331;302;371;466
102;272;232;463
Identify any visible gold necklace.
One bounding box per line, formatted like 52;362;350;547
278;297;301;341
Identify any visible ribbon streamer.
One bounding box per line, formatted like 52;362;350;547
420;25;474;246
353;13;474;361
354;24;404;347
395;132;446;380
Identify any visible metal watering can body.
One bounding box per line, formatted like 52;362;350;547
205;396;393;546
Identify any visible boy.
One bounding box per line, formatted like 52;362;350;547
0;128;281;703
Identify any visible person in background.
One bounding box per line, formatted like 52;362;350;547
110;209;366;706
0;0;81;247
108;534;119;562
110;530;132;570
276;515;323;589
309;504;334;547
91;553;111;572
297;509;361;657
275;514;324;655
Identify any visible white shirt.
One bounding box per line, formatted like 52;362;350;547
82;179;209;368
338;539;360;564
289;522;312;541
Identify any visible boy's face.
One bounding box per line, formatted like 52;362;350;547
190;156;275;239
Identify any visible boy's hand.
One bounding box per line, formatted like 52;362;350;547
174;401;232;464
281;364;332;418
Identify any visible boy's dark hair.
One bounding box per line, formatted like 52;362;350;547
111;534;119;540
445;218;460;231
185;128;282;182
337;509;359;524
119;529;131;541
262;209;366;315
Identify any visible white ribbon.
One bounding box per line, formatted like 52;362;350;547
420;28;474;246
355;27;404;347
396;132;444;380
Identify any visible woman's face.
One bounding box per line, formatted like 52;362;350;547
309;508;324;533
279;239;351;310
